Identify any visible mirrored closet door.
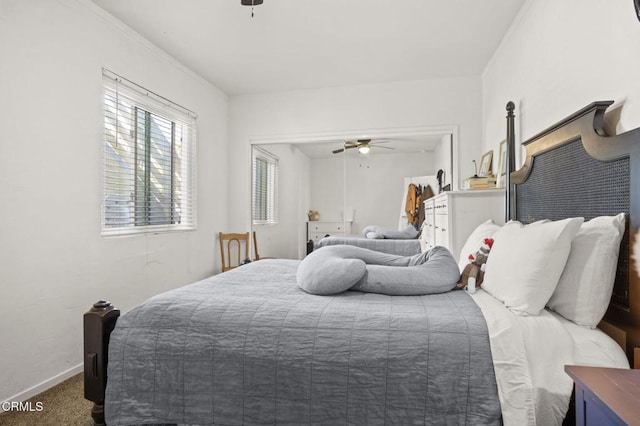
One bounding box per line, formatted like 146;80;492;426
251;131;454;260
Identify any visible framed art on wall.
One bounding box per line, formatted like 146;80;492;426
479;151;493;177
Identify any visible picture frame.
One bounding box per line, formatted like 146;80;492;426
496;140;507;188
479;150;493;177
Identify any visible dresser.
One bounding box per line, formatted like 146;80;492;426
421;190;504;259
565;365;640;425
307;221;352;243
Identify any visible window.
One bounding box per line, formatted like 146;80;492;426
252;147;279;224
102;69;196;235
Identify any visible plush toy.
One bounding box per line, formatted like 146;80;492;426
456;238;494;293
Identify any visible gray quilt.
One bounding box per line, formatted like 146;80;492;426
316;236;421;256
105;259;501;426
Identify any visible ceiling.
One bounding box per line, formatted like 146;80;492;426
90;0;525;95
293;135;443;159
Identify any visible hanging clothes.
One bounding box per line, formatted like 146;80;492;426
424;185;435;200
405;183;418;224
414;187;423;229
405;183;424;228
416;185;433;230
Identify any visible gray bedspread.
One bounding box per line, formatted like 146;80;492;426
105;259;501;426
316;236;421;256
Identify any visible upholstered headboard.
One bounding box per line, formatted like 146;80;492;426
505;101;640;364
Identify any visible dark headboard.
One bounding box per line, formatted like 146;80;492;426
505;101;640;365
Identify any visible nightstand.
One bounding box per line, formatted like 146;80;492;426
565;365;640;425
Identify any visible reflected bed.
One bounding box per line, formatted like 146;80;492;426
315;235;422;256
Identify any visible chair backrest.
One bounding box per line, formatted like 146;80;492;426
252;231;261;261
219;232;250;272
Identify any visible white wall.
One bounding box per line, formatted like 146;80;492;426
482;0;640;157
311;152;434;235
345;151;434;234
0;0;228;404
309;157;345;223
433;134;453;189
229;76;484;234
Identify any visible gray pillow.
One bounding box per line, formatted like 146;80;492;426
296;247;366;295
352;247;460;295
365;231;385;239
297;245;459;296
362;225;418;239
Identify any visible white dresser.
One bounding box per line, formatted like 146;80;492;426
307;221;352;243
421;190;504;259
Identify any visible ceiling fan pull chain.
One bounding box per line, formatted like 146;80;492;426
241;0;262;17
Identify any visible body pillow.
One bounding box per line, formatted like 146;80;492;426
297;245;459;296
362;225;418;240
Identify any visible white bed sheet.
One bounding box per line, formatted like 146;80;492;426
470;289;628;426
549;310;629;369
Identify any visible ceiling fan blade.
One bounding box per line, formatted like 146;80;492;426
373;145;395;150
332;148;345;154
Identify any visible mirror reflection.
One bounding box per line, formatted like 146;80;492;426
251;133;453;260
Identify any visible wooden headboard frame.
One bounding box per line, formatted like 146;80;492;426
505;101;640;365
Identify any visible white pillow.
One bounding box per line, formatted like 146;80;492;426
457;219;502;272
547;213;626;328
482;217;584;316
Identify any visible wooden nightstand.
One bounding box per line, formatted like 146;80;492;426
565;365;640;425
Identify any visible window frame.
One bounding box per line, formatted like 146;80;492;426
252;146;279;225
101;69;197;236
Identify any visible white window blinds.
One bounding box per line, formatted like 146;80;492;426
252;147;279;225
102;69;197;235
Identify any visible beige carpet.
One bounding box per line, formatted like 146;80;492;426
0;374;94;426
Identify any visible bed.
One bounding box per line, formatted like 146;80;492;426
83;101;640;426
315;235;422;256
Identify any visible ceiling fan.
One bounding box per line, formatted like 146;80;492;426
332;139;394;154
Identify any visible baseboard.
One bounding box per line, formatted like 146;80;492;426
0;363;83;414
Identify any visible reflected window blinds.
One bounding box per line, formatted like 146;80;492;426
252;147;279;225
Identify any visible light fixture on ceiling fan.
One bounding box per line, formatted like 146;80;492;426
332;139;394;155
241;0;263;17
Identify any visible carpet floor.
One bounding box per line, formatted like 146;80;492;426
0;373;94;426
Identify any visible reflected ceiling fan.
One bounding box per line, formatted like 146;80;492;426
332;139;394;154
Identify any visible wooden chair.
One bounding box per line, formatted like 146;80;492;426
252;231;262;261
252;231;274;261
219;232;250;272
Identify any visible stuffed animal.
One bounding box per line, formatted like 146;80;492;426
456;238;494;293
